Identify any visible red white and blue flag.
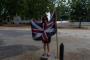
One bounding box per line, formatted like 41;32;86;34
49;12;57;36
31;13;57;41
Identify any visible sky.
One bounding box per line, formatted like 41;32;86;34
46;12;51;21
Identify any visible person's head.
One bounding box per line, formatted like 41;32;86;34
42;15;48;23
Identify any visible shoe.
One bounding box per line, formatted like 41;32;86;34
47;53;50;57
42;53;46;56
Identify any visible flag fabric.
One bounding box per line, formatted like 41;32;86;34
31;20;53;41
48;12;57;36
31;13;57;41
31;20;43;41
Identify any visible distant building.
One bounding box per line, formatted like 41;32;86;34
2;16;31;24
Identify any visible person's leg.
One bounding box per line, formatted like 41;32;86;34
47;43;50;56
43;43;47;56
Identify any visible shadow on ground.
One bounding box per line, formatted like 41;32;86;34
0;39;4;45
0;45;41;59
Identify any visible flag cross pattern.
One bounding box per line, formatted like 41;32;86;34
31;12;56;41
31;20;55;40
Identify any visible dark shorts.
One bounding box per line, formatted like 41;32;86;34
42;37;51;43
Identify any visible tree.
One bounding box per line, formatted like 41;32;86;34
70;0;88;28
56;0;70;21
87;0;90;21
5;0;23;18
26;0;52;19
0;0;3;23
0;0;54;21
0;0;8;24
48;0;55;14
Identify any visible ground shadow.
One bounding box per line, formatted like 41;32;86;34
0;45;41;59
0;39;4;45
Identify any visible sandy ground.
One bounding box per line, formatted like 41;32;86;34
0;27;90;60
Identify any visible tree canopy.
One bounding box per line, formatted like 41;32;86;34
0;0;54;20
70;0;88;21
0;0;89;22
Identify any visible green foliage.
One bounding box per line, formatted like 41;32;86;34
56;0;70;20
87;0;90;21
26;0;50;19
0;0;8;22
0;0;54;20
0;0;6;16
0;0;89;22
5;0;20;16
70;0;88;21
19;0;54;19
70;0;88;28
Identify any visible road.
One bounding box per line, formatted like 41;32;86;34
0;27;90;60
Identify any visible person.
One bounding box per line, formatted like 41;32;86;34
42;15;51;57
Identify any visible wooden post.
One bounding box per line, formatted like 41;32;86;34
55;10;59;59
56;32;59;59
59;43;64;60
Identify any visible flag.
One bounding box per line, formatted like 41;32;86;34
48;12;57;36
31;20;43;41
31;13;57;41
